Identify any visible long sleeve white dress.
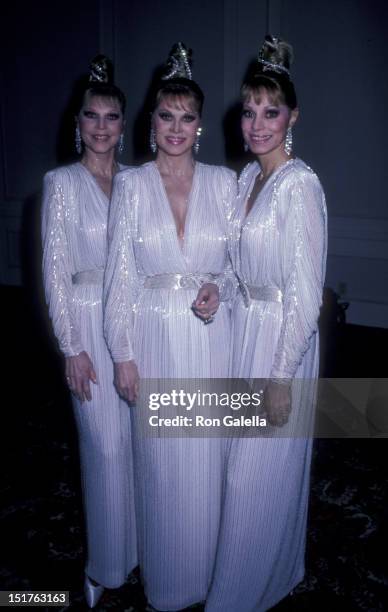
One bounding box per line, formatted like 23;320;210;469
41;162;137;588
205;158;327;612
104;161;236;610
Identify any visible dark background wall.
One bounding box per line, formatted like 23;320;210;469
1;0;388;327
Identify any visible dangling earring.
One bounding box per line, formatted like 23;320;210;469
244;142;249;153
75;125;82;154
150;127;157;153
284;127;293;156
118;133;124;155
194;127;202;155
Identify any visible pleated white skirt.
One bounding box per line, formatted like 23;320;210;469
71;285;138;588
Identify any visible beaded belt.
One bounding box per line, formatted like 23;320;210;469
143;272;221;291
239;279;283;307
72;269;104;285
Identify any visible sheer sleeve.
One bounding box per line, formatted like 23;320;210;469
104;171;140;363
214;167;238;303
270;170;327;380
41;170;84;357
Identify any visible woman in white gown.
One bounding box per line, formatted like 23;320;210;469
41;56;137;607
205;36;327;611
104;43;236;610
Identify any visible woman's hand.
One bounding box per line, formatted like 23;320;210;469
65;351;97;403
192;283;220;323
113;360;139;404
264;380;292;427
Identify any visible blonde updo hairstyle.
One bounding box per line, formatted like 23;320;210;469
242;35;297;110
74;54;126;115
153;43;204;117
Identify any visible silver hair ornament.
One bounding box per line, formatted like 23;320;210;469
257;58;290;77
162;42;192;80
258;36;291;77
89;63;108;83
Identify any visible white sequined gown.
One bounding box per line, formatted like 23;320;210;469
104;161;236;610
206;158;327;612
41;162;137;588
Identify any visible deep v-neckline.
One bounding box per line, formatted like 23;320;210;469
153;160;198;253
78;162;117;203
242;158;296;223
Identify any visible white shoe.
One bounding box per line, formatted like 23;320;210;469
84;574;104;608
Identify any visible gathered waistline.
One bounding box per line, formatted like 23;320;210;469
72;269;104;285
239;279;283;307
143;272;221;291
71;269;224;294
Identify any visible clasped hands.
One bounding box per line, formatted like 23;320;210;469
191;282;220;323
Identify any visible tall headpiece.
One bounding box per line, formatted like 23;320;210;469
75;54;124;155
150;42;203;153
257;35;292;78
88;54;114;84
161;42;193;81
